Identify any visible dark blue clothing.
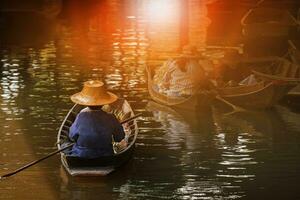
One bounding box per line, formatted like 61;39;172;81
69;108;125;158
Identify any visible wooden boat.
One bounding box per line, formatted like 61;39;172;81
250;56;300;82
255;0;300;16
218;81;295;109
206;0;258;45
284;40;300;101
146;65;211;110
57;99;138;176
251;56;300;105
241;7;298;57
217;57;300;109
287;40;300;66
241;8;298;38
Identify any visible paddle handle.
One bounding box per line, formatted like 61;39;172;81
215;95;246;113
121;113;142;124
0;143;74;179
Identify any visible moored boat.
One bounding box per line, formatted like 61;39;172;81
146;65;211;110
250;56;300;82
288;40;300;65
241;7;298;57
284;40;300;103
255;0;300;16
57;99;138;176
218;81;294;109
217;56;300;109
241;7;298;38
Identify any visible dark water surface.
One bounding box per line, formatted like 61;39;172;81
1;1;300;199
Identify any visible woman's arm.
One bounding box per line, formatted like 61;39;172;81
69;115;80;142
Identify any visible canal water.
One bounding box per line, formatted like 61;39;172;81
1;0;300;199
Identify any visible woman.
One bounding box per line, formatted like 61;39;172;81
68;80;126;159
168;45;206;96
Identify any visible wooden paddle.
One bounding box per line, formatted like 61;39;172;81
215;95;246;113
0;113;142;179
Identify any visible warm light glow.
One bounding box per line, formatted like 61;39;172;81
144;0;179;22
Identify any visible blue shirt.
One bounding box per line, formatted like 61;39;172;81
69;108;125;158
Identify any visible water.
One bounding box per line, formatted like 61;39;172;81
1;0;300;199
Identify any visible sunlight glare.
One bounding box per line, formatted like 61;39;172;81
145;0;179;22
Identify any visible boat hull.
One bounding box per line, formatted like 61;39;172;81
146;65;211;110
287;40;300;98
57;99;138;176
241;8;297;38
221;82;294;109
249;56;300;100
241;8;298;57
218;56;300;109
60;144;135;176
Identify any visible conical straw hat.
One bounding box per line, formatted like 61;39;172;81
71;80;118;106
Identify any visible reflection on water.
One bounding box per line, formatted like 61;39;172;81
1;0;300;199
146;100;215;150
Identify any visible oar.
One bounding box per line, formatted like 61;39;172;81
199;86;247;113
215;95;246;113
0;113;142;179
0;143;74;179
120;113;142;124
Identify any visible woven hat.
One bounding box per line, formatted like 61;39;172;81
71;80;118;106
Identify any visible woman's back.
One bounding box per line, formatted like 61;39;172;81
69;108;125;158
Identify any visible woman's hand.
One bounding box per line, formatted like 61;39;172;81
118;139;128;149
